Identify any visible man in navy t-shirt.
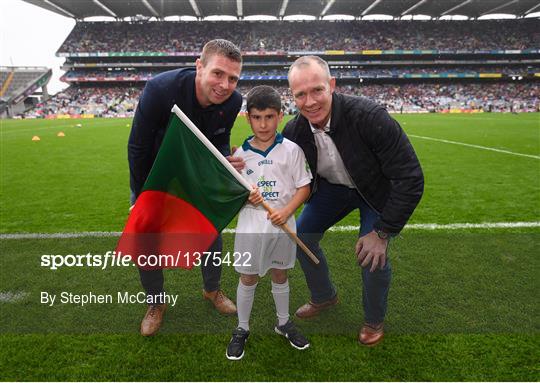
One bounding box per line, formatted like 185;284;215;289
128;39;244;336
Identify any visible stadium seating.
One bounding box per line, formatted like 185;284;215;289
21;19;540;118
24;86;139;118
56;19;539;53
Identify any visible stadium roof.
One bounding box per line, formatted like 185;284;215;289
21;0;540;20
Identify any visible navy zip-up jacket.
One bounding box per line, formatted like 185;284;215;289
128;68;242;201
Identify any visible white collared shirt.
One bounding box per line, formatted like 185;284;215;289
310;118;355;188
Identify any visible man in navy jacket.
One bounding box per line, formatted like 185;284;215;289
128;39;244;336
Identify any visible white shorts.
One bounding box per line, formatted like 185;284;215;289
234;207;296;277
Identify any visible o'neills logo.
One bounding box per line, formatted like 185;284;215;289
258;159;273;166
257;176;279;200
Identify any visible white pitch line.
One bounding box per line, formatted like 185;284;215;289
0;291;29;303
1;222;539;239
409;134;540;160
1;124;75;136
424;115;540;123
0;231;122;239
1;119;124;136
328;221;540;231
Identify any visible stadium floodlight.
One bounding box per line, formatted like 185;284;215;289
244;15;278;21
478;13;516;19
322;14;355;20
524;10;540;18
362;0;383;16
92;0;117;18
204;15;237;21
402;14;431;20
283;14;316;20
480;0;519;16
362;14;394;20
439;15;469;20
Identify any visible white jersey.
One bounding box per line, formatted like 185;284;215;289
234;133;312;276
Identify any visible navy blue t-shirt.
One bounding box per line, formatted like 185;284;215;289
128;68;242;200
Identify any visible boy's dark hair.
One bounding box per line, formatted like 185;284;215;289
200;39;242;65
246;85;282;113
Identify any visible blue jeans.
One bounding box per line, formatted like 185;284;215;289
296;178;391;324
138;235;223;302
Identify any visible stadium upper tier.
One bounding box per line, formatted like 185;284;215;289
56;19;540;55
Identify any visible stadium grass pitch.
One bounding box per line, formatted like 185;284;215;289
0;113;539;381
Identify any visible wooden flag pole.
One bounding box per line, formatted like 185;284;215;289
261;202;320;265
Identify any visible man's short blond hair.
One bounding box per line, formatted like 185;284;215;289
200;39;242;65
288;56;331;81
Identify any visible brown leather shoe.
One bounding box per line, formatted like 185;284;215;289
295;295;339;319
358;322;384;346
140;304;167;336
203;289;237;315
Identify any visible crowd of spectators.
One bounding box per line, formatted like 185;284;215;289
57;19;539;54
333;66;539;77
24;86;139;118
24;82;539;118
335;83;539;112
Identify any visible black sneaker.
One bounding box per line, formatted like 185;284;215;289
226;327;250;360
274;320;310;350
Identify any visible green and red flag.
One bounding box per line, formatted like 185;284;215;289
116;105;251;270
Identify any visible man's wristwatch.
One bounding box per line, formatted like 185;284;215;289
375;229;390;240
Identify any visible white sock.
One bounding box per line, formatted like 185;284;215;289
271;280;290;327
237;279;257;331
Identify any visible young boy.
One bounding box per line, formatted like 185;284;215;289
226;85;312;360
